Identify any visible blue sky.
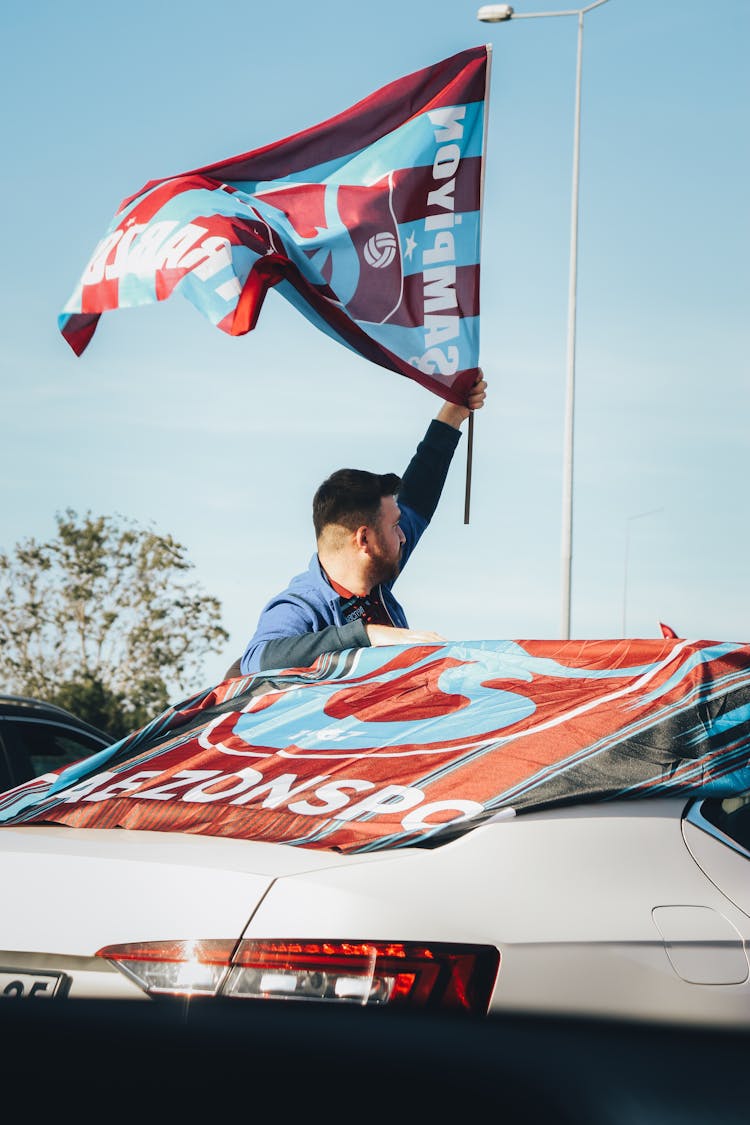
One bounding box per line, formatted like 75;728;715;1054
1;0;748;695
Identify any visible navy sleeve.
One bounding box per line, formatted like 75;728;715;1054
257;620;369;672
398;419;462;522
240;587;370;675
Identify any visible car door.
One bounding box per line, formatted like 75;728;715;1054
683;791;750;922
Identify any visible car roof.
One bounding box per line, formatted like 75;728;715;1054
0;693;111;739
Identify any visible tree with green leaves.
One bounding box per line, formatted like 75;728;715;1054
0;510;229;738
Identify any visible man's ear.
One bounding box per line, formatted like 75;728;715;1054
354;525;369;552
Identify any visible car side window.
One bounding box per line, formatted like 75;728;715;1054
2;720;109;785
693;792;750;856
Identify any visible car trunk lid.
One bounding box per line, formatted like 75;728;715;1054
0;825;376;957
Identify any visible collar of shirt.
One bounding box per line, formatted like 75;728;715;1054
323;571;391;627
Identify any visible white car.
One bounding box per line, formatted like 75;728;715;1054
0;637;748;1024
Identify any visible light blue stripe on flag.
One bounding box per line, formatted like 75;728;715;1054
400;212;481;277
363;315;480;365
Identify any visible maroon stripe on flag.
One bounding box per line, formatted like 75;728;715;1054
390;158;483;225
61;313;101;356
262;267;479;407
386;264;480;329
122;47;488;206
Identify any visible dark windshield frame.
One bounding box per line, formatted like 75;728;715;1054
685;791;750;859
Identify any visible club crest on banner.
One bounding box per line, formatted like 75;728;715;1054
256;174;404;324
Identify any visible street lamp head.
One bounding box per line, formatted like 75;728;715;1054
477;5;514;21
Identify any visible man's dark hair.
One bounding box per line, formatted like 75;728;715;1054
313;469;401;539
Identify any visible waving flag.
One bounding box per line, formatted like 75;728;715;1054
59;46;490;406
1;638;749;853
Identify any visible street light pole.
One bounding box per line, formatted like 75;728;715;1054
622;507;664;635
477;1;612;639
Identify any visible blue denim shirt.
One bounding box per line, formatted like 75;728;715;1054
240;419;461;674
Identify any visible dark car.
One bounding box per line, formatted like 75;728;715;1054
0;694;112;792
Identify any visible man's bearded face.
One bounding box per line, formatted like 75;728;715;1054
368;495;406;584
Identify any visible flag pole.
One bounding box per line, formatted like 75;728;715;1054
464;45;491;526
464;410;474;524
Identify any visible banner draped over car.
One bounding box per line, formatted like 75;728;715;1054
58;46;490;407
1;638;749;853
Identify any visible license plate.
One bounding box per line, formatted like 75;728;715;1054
0;969;68;999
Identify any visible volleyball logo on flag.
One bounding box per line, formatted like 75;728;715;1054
364;233;397;269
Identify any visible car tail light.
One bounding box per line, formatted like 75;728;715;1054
96;939;500;1013
95;939;237;998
